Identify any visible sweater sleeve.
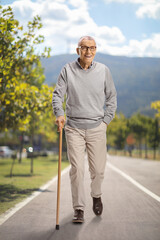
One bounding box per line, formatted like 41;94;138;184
103;67;117;125
52;67;67;118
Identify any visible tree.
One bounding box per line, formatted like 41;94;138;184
150;101;160;159
148;118;160;159
107;113;129;153
0;5;61;172
126;134;136;157
16;83;55;172
142;115;152;159
0;5;51;132
128;113;148;158
151;101;160;118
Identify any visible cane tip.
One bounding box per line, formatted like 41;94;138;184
56;224;60;230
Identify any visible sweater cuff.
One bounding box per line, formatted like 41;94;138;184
55;110;64;118
103;115;112;125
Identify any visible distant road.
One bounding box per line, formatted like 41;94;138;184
0;155;160;240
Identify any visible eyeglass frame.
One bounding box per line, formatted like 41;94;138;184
78;45;97;52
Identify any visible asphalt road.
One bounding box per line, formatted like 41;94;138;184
0;155;160;240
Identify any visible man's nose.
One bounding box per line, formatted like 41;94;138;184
86;47;91;52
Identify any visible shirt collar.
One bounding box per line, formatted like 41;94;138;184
76;58;93;70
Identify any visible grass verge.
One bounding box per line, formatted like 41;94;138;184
0;155;69;215
108;149;160;160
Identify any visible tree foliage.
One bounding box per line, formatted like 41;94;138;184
0;5;51;131
107;113;129;150
151;101;160;118
0;5;59;169
107;111;160;159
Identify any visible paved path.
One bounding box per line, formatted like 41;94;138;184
0;155;160;240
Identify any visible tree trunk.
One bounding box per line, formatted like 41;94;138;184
31;158;33;174
145;137;148;159
30;130;34;174
129;149;132;157
10;155;16;177
139;139;142;158
19;132;24;163
153;146;156;160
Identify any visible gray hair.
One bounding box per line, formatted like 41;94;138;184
78;36;96;47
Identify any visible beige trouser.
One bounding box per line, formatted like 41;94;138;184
65;121;107;211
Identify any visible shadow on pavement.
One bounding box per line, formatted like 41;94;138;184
44;215;102;240
0;184;52;203
46;214;83;240
14;213;83;240
0;184;39;202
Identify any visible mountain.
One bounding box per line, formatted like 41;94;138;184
41;53;160;117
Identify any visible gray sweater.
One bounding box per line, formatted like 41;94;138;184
52;59;117;129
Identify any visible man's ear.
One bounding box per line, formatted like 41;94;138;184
76;48;80;55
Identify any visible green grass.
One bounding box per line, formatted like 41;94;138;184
0;155;69;215
108;149;160;160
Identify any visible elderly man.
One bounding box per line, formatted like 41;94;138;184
52;36;117;223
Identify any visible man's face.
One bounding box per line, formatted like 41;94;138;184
76;39;96;66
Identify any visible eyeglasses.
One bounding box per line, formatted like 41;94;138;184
78;46;97;52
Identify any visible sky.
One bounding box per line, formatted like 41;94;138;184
1;0;160;57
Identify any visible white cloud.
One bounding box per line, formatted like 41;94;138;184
103;0;158;4
101;33;160;57
68;0;88;9
136;2;160;19
103;0;160;19
2;0;125;55
2;0;160;57
96;26;125;44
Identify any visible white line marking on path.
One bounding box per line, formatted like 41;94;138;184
0;166;70;226
107;162;160;203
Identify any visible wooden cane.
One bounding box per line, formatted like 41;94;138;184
55;126;63;230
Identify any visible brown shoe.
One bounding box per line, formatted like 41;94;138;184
72;209;84;223
93;197;103;216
